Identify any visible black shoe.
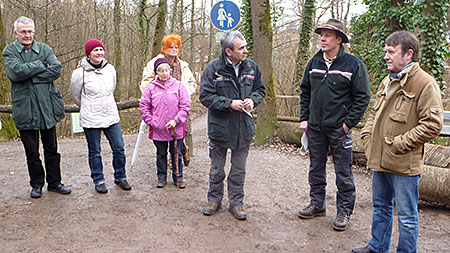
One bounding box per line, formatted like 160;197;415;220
48;183;71;195
95;183;108;194
202;201;221;216
298;204;326;219
173;180;186;189
157;180;167;188
229;205;247;220
333;213;350;231
30;187;42;198
115;179;131;191
352;246;374;253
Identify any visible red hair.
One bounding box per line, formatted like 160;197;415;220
160;34;182;56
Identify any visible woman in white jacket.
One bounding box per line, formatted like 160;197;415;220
140;34;197;167
70;39;131;194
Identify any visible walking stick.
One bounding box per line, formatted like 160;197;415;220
166;125;179;187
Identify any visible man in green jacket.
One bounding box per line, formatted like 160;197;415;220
2;16;71;198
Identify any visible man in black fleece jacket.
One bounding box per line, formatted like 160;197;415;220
298;19;371;231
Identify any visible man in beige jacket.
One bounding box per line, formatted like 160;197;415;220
353;31;443;253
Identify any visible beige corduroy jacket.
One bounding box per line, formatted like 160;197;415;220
362;62;443;176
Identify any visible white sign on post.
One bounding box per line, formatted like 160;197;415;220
70;113;84;135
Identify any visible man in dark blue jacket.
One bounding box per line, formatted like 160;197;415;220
200;31;265;220
298;19;370;231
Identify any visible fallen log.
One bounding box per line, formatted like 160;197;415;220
0;99;140;113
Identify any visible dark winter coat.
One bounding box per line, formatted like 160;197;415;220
200;52;266;149
2;40;64;130
300;46;370;132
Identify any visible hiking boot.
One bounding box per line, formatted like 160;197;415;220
229;205;247;220
115;179;132;191
30;187;42;198
183;146;190;167
174;181;186;189
352;246;375;253
48;183;71;195
95;183;108;194
202;201;221;216
298;204;326;219
333;213;350;231
157;180;167;188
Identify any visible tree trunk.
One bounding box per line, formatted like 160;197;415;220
386;0;405;31
292;0;315;93
170;0;179;33
113;0;122;101
137;0;150;96
0;6;18;138
250;0;277;145
189;0;195;64
178;0;184;35
152;0;167;57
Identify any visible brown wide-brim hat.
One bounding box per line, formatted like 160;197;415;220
314;19;349;43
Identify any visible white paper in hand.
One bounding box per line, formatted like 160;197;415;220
300;133;308;156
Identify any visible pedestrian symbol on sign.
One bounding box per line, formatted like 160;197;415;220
210;1;240;31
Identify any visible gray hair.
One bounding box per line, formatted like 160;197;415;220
14;16;35;32
156;63;171;73
220;31;245;51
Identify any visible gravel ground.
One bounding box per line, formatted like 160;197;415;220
0;113;449;252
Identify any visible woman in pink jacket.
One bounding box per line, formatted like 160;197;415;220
139;58;190;188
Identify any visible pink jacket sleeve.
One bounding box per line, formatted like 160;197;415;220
173;82;191;125
139;87;155;128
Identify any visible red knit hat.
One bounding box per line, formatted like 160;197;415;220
154;57;171;73
84;39;104;56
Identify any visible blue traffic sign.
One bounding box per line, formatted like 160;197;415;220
210;1;241;31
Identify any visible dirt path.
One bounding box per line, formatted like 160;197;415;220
0;113;449;252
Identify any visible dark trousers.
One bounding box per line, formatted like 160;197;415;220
207;140;250;206
307;127;355;215
153;139;184;182
19;127;62;188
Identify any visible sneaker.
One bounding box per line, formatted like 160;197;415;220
298;204;326;219
229;205;247;220
202;201;221;216
156;180;167;188
173;181;186;189
30;187;42;198
352;246;375;253
95;183;108;194
182;146;190;167
48;183;71;195
115;179;132;191
333;213;350;231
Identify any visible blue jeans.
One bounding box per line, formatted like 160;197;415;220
368;171;421;253
83;123;126;184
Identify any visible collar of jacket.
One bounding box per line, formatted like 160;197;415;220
219;51;248;74
313;45;346;64
77;57;109;71
153;77;176;89
391;62;420;88
14;39;39;53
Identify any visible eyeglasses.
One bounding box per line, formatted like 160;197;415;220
18;30;35;35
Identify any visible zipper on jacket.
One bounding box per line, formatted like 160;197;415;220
319;68;329;130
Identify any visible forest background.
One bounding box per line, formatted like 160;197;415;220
0;0;449;144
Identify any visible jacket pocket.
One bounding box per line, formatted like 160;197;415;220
12;95;32;125
50;90;65;119
389;90;415;123
208;116;230;142
380;136;411;174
